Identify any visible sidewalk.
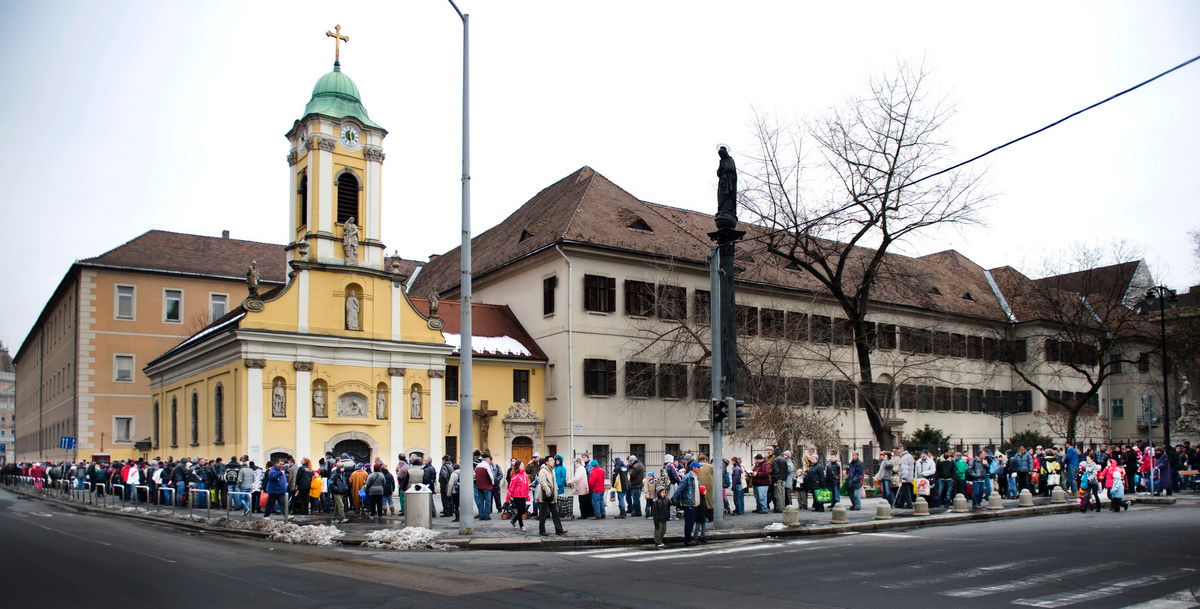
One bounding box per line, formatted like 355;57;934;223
7;484;1187;550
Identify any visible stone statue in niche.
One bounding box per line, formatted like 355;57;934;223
376;390;388;419
410;386;422;419
337;392;367;418
272;379;286;417
312;386;326;417
346;290;360;331
343;216;359;265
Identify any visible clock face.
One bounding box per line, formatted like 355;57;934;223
339;124;361;150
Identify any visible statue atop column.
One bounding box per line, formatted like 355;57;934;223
715;145;738;229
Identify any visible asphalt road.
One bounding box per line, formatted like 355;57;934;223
2;487;1196;609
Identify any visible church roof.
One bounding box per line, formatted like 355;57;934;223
302;62;382;130
409;298;546;361
82;230;288;284
409;166;1009;322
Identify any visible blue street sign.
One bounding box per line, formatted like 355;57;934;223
59;436;77;450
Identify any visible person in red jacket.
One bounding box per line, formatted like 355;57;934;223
588;460;606;519
474;454;495;520
506;461;530;530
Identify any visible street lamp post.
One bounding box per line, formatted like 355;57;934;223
1145;286;1177;448
447;0;474;536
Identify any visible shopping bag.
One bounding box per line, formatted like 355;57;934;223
814;488;833;503
259;491;268;508
1047;473;1060;487
916;478;931;496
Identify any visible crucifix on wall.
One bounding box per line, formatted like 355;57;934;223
473;400;498;451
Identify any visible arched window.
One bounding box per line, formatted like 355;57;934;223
190;391;199;446
297;169;309;227
170;398;178;448
152;400;160;448
213;383;225;444
336;171;359;224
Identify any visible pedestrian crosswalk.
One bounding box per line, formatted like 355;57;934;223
558;538;1198;608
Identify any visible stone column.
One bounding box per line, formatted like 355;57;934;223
429;370;445;459
294;362;313;459
388;368;405;462
245;359;266;464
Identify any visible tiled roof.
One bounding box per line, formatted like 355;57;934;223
409;166;1009;322
409;298;546;360
81;230;288;284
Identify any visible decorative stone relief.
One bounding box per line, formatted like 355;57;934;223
337;392;368;418
387;367;406;377
363;146;385;163
428;369;445;379
244;359;267;369
293;361;314;372
286;151;299;166
505;399;538;421
317;138;336;152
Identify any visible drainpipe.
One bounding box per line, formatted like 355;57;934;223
555;244;575;458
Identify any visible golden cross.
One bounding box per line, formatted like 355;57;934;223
326;25;349;63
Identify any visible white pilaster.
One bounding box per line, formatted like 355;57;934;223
287;161;297;241
429;373;444;459
390;371;404;461
247;366;264;464
317;132;335;261
297;270;309;334
295;370;311;460
391;282;402;341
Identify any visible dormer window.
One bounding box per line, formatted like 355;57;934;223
928;286;942;296
519;229;534;243
962;292;974;301
628;218;653;232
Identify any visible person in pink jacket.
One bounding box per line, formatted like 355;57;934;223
506;461;530;530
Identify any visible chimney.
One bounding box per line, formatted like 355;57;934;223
429;254;440;261
222;230;230;239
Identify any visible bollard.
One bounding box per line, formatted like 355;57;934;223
159;487;177;515
110;484;126;507
987;491;1004;510
950;493;969;513
1049;486;1066;504
874;500;893;520
782;504;800;527
188;489;212;520
135;485;151;508
913;496;930;516
830;504;848;524
1018;488;1034;507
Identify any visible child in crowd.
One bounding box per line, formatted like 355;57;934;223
652;487;671;549
643;471;658;519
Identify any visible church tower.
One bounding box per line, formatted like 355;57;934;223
285;26;386;271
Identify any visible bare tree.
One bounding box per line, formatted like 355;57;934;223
994;244;1155;444
741;62;987;448
1035;403;1110;444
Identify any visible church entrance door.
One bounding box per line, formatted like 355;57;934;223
333;439;371;463
512;436;533;465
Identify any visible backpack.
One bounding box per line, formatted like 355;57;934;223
224;467;240;485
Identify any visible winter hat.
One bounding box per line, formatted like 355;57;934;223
628;455;637;463
590;460;599;467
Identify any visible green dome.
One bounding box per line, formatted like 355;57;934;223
303;62;382;130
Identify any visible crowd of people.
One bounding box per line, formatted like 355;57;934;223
3;439;1194;544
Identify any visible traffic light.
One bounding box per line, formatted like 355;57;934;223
727;396;746;431
712;399;728;424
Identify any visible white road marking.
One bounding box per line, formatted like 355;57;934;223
626;539;819;562
30;512;53;517
563;538;774;559
1013;568;1197;608
880;558;1047;589
1117;589;1200;609
861;532;914;538
942;563;1121;598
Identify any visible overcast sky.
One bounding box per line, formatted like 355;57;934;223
1;1;1198;353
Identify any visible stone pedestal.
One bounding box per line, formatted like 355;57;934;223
950;493;969;513
830;504;848;524
912;496;930;516
1049;486;1066;504
782;504;800;527
1018;488;1034;507
874;501;893;520
987;491;1004;510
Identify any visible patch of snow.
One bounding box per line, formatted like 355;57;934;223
763;522;787;531
442;333;531;357
260;521;345;546
362;527;450;551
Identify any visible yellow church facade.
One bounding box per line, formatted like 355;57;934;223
143;45;546;467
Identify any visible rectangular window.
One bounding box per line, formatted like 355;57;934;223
1138;352;1150;373
624;280;655;316
210;293;228;321
583;275;616;312
1006;339;1028;363
917;385;933;411
658;364;687;399
761;308;786;339
512;370;530;402
445;365;460;402
934;386;951;412
982;337;998;362
877;324;897;350
735;305;759;336
950;333;967;358
786;312;809;342
584;358;617;396
164;289;182;323
1109;353;1123;374
952;387;969;412
898;385;916;410
811;315;832;343
833;318;854;345
665;443;681;458
692;365;711;399
812;379;834;408
114;416;133;443
629;444;646;463
693;290;711;324
592;445;610;475
543;276;557;315
787;377;810;405
114;355;134;382
115;285;135;320
932;332;951;356
985;390;1001;414
657;285;687;320
625;361;656;398
969;389;984;412
1111;398;1124;419
967;335;983;359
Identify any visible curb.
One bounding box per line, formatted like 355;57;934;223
5;486;1174;551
